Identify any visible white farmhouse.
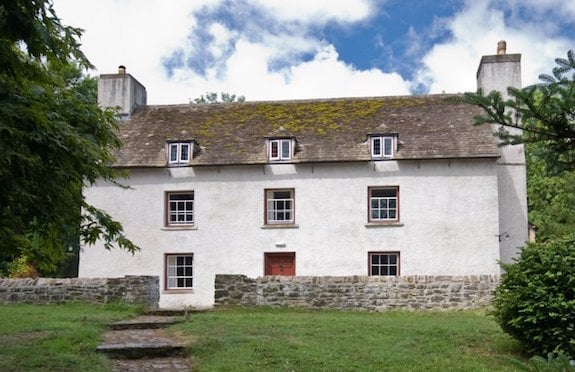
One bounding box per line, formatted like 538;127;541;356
80;42;528;309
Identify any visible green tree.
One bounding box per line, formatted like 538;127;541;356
526;144;575;242
191;92;246;104
0;0;137;276
493;236;575;358
461;50;575;173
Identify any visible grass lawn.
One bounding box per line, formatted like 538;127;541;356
0;302;142;371
0;304;537;371
175;307;529;372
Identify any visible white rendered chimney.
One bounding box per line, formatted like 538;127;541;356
97;65;147;120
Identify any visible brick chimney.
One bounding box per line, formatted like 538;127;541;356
97;65;147;120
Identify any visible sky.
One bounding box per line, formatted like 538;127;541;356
53;0;575;105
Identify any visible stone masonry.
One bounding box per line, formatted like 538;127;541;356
215;275;499;311
0;276;159;308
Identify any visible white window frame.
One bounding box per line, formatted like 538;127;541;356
369;252;400;276
265;189;295;224
166;191;194;227
165;254;193;289
269;139;292;161
371;136;394;158
168;142;191;164
368;186;399;222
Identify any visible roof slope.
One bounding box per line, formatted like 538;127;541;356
113;94;498;167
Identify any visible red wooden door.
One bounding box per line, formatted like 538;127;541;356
264;252;295;275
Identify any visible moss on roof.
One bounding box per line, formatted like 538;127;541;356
113;94;498;168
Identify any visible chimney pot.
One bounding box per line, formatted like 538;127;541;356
118;65;126;74
497;40;506;55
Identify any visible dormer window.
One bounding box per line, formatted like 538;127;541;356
269;139;292;161
371;136;395;159
168;142;191;164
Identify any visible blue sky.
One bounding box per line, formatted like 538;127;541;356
54;0;575;104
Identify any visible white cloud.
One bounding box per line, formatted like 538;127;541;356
414;0;574;94
250;0;374;24
54;0;574;105
54;0;407;104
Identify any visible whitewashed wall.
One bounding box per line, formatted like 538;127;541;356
80;158;500;308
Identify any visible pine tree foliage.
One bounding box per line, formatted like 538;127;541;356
191;92;246;104
0;0;138;275
461;50;575;173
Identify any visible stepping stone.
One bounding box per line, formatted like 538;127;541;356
111;357;191;371
109;316;182;330
98;329;187;359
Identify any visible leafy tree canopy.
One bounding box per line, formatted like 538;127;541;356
191;92;246;104
461;50;575;173
0;0;137;276
526;144;575;241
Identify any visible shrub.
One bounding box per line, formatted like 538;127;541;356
7;255;39;278
493;235;575;358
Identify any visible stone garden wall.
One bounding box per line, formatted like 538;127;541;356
214;275;499;311
0;276;159;308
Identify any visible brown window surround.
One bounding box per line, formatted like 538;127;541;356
264;188;295;225
368;251;400;276
165;191;194;228
367;186;399;224
164;253;193;290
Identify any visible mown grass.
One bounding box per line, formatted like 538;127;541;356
0;302;142;371
175;307;529;372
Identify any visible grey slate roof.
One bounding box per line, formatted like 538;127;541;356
113;94;499;168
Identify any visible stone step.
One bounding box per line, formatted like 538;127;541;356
97;329;187;359
97;341;187;359
110;357;191;371
146;309;186;316
109;315;182;330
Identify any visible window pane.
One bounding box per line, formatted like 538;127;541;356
372;188;396;198
372;137;381;156
383;137;393;156
180;143;190;161
167;193;194;226
270;141;278;158
166;255;193;288
274;191;292;199
281;140;291;159
370;253;399;276
169;144;178;162
168;278;177;288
